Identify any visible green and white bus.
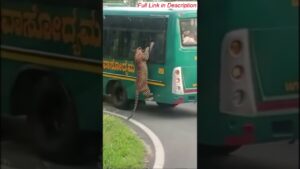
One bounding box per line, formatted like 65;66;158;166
198;0;299;154
103;7;197;109
1;0;101;162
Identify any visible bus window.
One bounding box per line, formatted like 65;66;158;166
117;31;131;58
104;16;131;59
149;32;166;64
180;18;197;46
128;31;139;58
103;30;112;57
112;31;120;57
104;15;168;63
103;29;119;58
129;17;168;64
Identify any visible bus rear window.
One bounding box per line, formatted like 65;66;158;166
180;18;197;46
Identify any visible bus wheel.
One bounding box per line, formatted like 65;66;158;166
27;75;80;164
157;102;178;108
111;82;133;110
199;145;241;156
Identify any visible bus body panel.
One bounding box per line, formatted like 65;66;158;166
1;0;101;131
1;57;100;131
201;112;299;145
198;1;298;145
175;13;197;94
249;29;299;102
175;47;197;92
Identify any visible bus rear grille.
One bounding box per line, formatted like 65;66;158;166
188;96;196;101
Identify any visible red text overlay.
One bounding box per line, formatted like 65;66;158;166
136;1;197;9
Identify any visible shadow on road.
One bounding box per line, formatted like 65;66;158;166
198;155;297;169
104;100;197;119
1;116;100;169
137;103;197;118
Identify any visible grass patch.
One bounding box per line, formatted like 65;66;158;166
103;114;145;169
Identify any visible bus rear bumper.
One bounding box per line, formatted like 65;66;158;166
172;94;197;105
221;112;299;146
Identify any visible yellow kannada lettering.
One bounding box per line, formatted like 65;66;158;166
39;12;52;40
23;5;41;38
1;9;21;34
62;9;77;44
292;0;299;7
78;11;101;47
103;60;135;73
0;5;101;56
52;16;62;41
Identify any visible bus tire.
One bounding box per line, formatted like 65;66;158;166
27;75;80;164
111;82;133;110
199;144;241;156
10;69;47;116
157;102;178;108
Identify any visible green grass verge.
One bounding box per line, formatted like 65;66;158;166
103;114;145;169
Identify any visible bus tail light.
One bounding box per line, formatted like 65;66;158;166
231;65;244;79
172;67;184;95
229;40;242;57
220;29;257;115
232;90;245;106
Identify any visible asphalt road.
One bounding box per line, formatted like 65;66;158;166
199;140;299;169
1;116;99;169
1;101;298;169
104;100;298;169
